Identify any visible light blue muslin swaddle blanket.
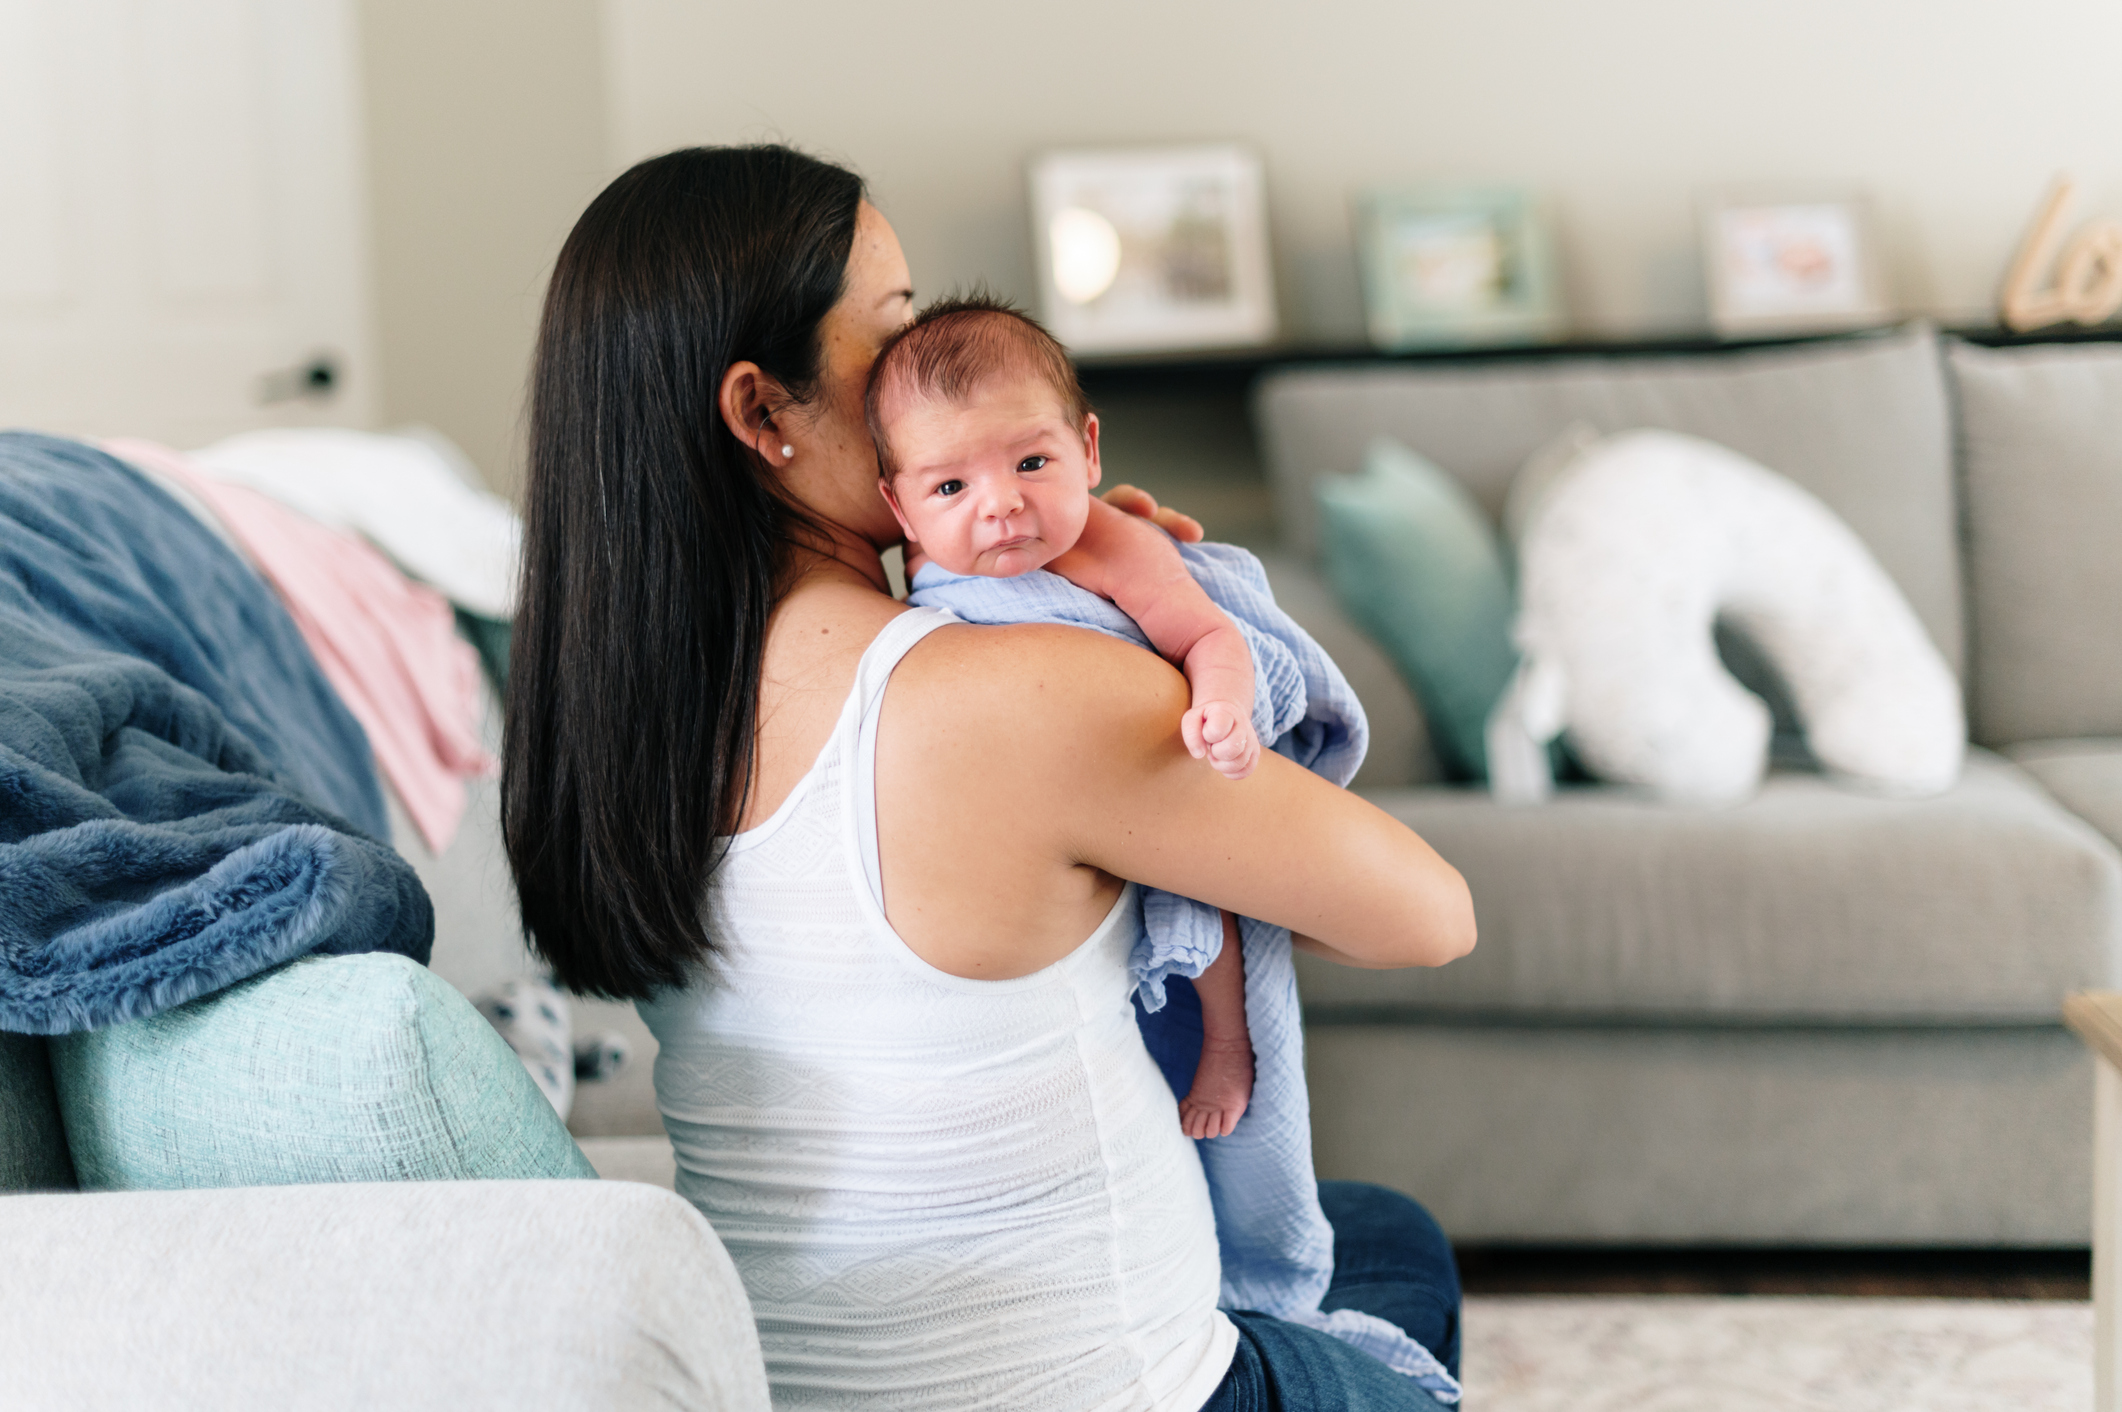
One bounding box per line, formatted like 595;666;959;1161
908;538;1460;1403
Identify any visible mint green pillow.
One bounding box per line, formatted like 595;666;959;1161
0;1033;77;1191
1316;437;1518;780
50;953;595;1190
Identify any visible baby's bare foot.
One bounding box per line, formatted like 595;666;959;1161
1178;1035;1255;1139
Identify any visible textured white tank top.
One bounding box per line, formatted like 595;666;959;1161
640;608;1236;1412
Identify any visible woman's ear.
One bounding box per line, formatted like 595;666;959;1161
1082;413;1103;490
718;360;790;464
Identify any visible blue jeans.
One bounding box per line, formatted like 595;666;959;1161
1199;1181;1461;1411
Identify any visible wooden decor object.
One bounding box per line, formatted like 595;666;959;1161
2001;178;2122;332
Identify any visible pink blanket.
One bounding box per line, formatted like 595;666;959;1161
108;439;494;853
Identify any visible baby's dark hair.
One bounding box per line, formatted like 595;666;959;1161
865;292;1093;480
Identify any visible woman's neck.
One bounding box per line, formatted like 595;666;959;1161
783;516;894;598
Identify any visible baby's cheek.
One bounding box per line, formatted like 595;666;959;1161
920;519;993;578
1053;487;1095;551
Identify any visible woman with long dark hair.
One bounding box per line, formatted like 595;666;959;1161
505;144;1476;1410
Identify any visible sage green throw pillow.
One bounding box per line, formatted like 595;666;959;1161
0;1033;78;1191
1316;437;1517;781
50;953;595;1190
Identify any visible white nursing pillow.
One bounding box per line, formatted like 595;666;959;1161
1491;429;1965;805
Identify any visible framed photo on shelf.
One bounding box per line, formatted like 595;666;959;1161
1028;144;1277;356
1354;186;1565;350
1698;192;1892;337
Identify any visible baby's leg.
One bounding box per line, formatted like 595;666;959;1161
1179;910;1255;1140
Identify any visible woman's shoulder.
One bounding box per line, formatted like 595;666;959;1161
775;574;912;636
763;581;913;697
898;618;1189;759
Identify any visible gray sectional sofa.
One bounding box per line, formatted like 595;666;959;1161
1253;324;2122;1245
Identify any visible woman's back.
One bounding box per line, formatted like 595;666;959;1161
641;609;1237;1411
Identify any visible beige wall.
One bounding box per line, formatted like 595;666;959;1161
357;0;611;500
605;0;2122;341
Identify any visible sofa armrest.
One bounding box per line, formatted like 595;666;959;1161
1;1179;768;1411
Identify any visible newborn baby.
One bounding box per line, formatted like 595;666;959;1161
866;296;1257;1138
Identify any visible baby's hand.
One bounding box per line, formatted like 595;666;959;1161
1182;700;1260;781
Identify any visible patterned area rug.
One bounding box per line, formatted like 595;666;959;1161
1463;1296;2091;1411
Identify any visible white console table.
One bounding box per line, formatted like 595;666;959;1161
2067;992;2122;1411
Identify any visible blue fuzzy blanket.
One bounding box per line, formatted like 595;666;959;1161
0;432;431;1034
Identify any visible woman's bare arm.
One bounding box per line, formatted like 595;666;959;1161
1049;499;1259;777
1053;655;1475;967
877;622;1474;980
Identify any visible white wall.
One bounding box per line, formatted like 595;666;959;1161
605;0;2122;340
358;0;610;500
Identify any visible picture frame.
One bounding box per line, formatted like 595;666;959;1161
1354;186;1565;351
1698;192;1893;337
1028;144;1277;356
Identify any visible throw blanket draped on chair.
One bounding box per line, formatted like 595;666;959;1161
910;541;1462;1403
0;432;431;1035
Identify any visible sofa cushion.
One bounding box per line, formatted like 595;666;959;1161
0;1033;76;1191
2010;739;2122;852
1257;552;1439;789
1947;341;2122;745
1253;323;1963;676
50;952;595;1189
1316;439;1517;780
1297;750;2122;1022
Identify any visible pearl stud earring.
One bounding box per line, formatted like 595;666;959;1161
781;444;794;460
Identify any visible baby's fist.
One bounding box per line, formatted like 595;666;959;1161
1183;700;1260;781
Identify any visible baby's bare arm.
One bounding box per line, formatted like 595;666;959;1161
1050;501;1259;775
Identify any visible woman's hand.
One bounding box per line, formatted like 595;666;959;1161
1101;485;1204;544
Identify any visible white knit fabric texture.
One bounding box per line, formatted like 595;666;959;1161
640;609;1237;1412
1493;429;1964;806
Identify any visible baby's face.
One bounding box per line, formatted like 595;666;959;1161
878;376;1100;578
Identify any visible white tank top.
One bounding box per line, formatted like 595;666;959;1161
640;608;1237;1412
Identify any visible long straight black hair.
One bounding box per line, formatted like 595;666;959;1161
504;146;864;998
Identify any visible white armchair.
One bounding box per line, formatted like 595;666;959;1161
2;1179;768;1410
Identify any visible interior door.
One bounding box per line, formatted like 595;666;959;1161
0;0;374;448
